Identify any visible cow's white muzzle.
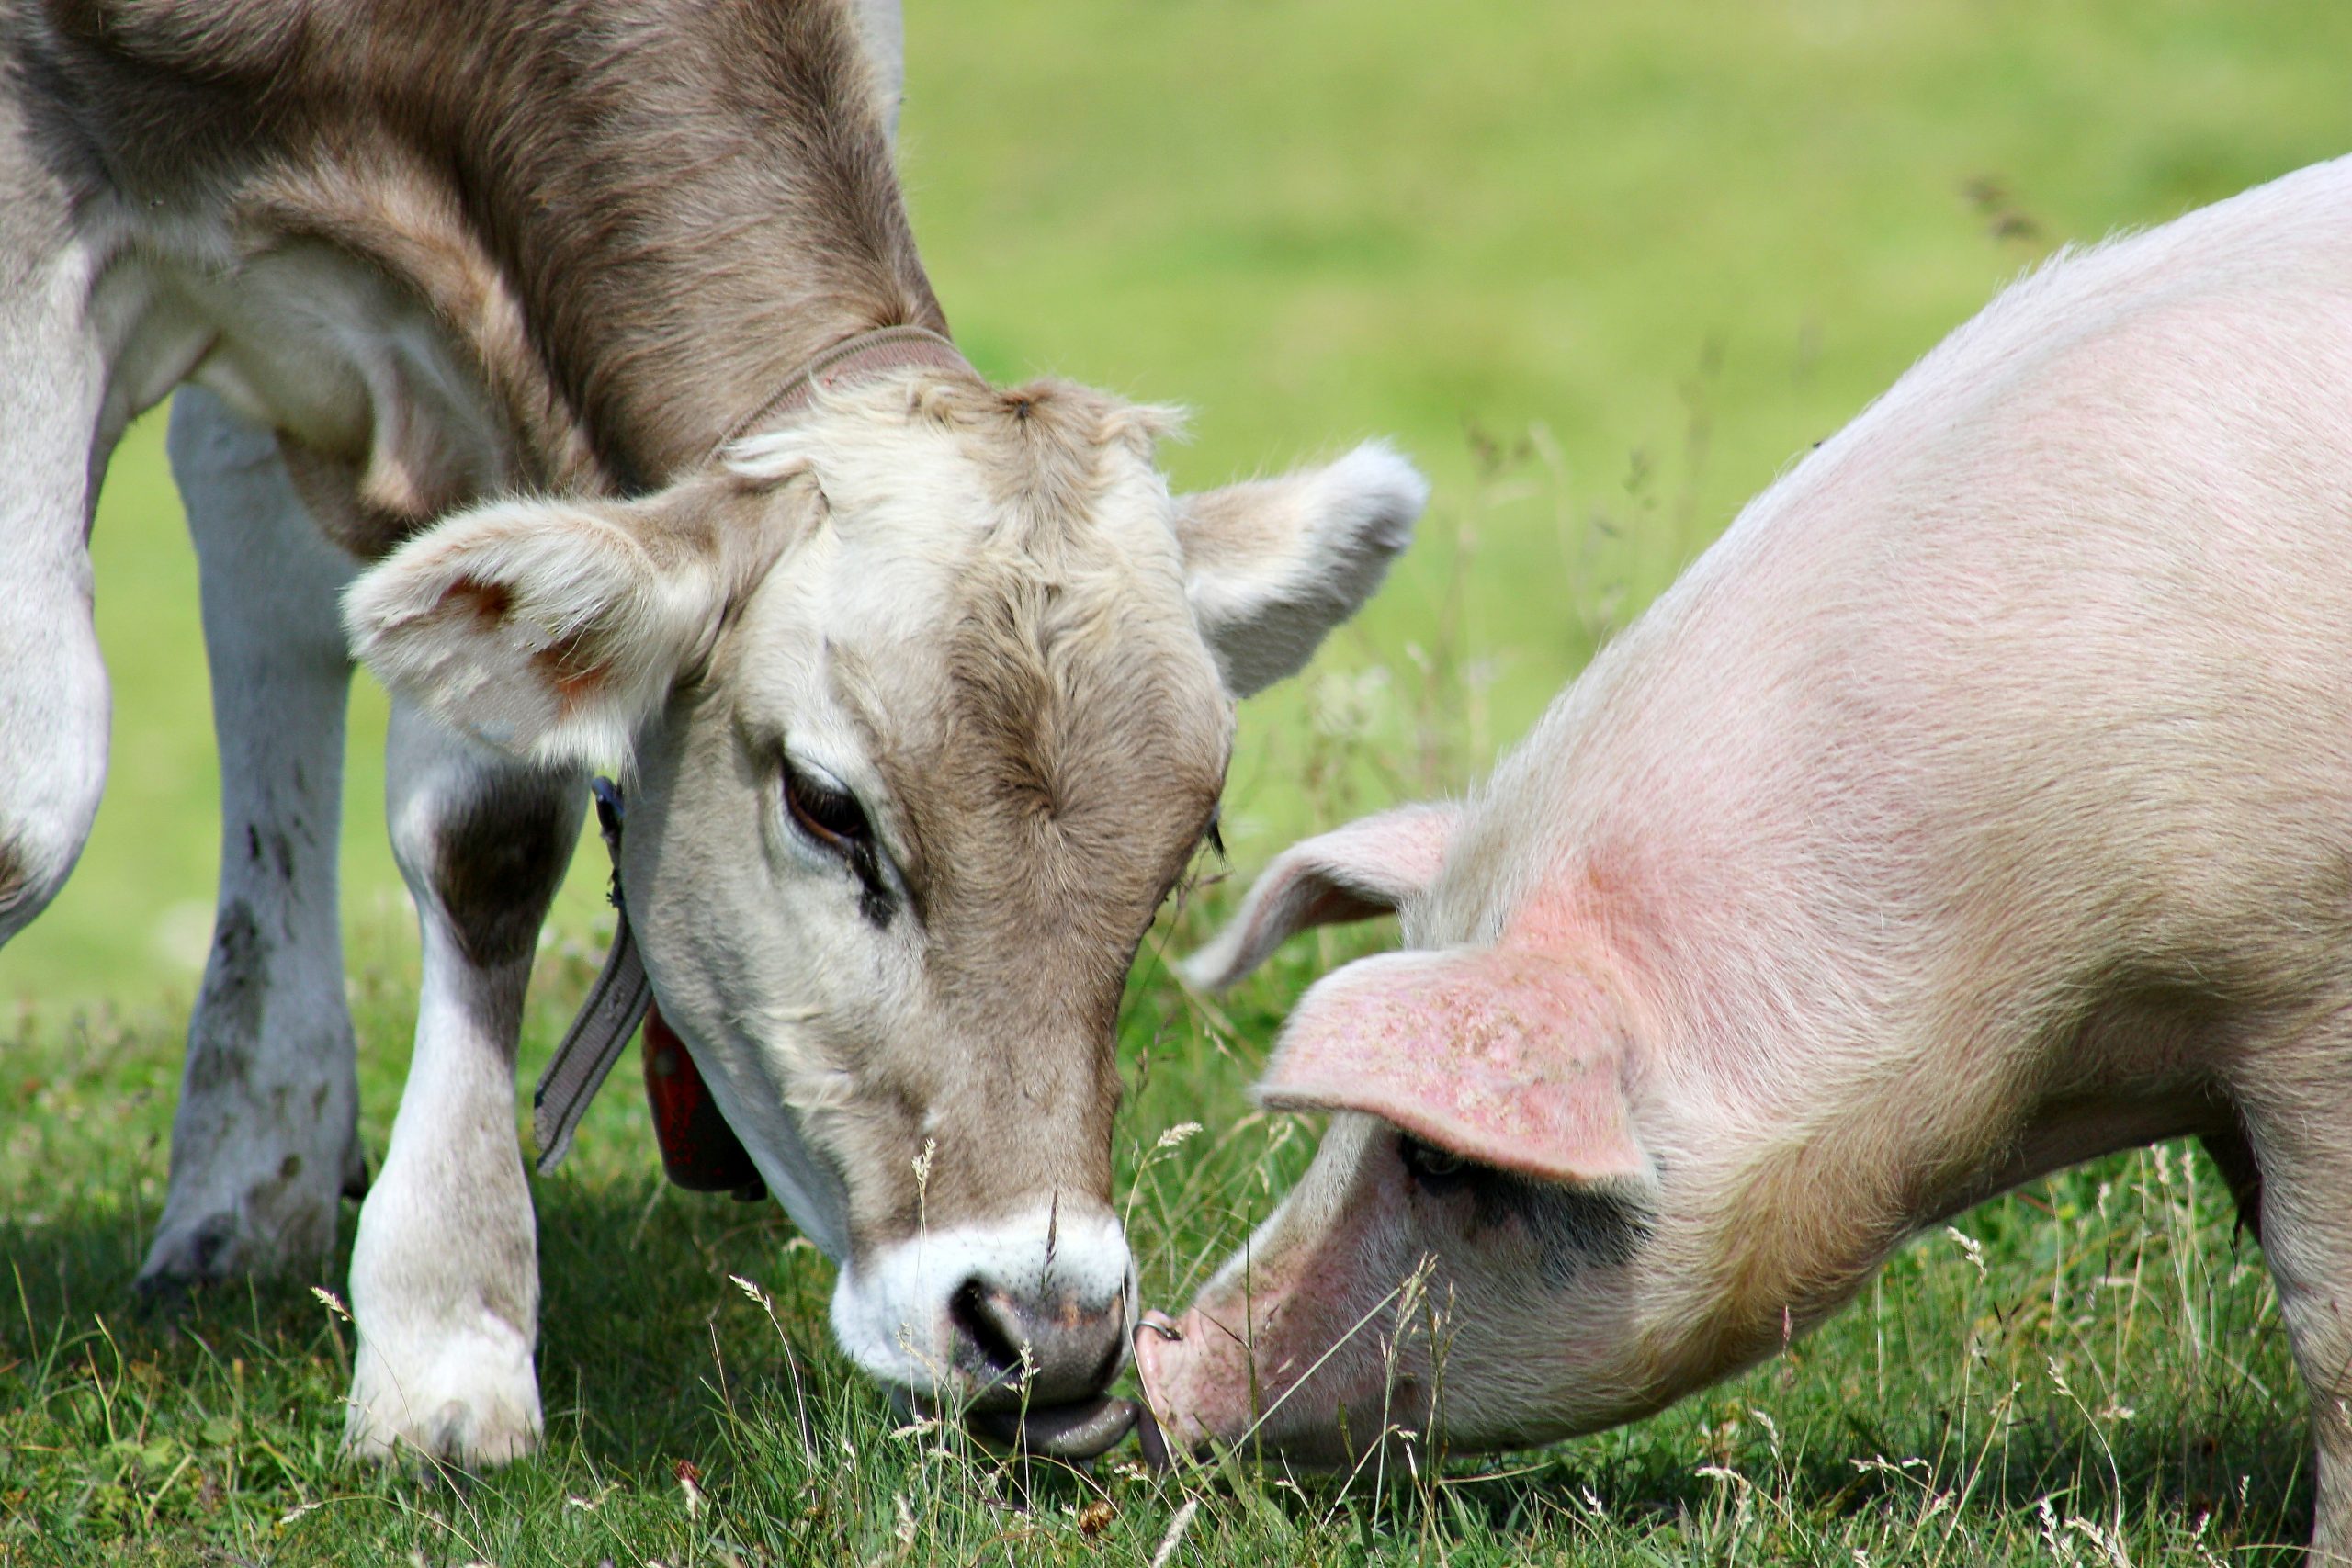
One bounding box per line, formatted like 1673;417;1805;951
829;1200;1137;1414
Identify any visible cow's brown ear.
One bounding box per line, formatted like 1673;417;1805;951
1174;442;1426;698
1178;802;1459;991
342;480;786;767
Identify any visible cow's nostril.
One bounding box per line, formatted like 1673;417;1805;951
1086;1305;1125;1391
946;1277;1129;1408
948;1278;1025;1377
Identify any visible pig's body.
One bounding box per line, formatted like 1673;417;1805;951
1137;155;2352;1556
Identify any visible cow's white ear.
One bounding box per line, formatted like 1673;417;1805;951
1174;441;1427;697
1178;801;1459;991
343;487;772;767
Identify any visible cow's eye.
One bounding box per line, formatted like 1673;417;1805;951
784;759;870;852
1398;1134;1469;1189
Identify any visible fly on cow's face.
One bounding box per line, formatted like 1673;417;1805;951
1166;804;1228;919
782;752;897;928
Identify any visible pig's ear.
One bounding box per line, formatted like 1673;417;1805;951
1177;802;1460;992
1254;945;1646;1184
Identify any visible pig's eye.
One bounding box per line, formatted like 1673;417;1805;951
1399;1134;1470;1190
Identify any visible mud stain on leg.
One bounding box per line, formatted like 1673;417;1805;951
187;898;267;1095
435;777;575;968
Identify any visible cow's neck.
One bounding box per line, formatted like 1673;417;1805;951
210;0;952;495
441;3;947;490
68;1;946;502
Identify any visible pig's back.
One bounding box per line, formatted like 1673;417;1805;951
1803;156;2352;1001
1466;155;2352;1063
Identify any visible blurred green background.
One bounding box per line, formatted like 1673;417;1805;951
7;0;2349;1005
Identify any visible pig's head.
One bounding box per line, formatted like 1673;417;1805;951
1140;805;1672;1462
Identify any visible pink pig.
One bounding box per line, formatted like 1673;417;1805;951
1135;156;2352;1559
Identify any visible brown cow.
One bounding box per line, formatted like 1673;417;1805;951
0;0;1424;1462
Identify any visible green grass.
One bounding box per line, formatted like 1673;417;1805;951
3;0;2344;1561
0;930;2313;1563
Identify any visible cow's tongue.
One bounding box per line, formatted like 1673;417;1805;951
964;1395;1138;1460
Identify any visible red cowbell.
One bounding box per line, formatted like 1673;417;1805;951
642;1002;766;1201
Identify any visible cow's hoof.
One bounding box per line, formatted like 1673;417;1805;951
344;1325;542;1469
137;1141;356;1294
134;1211;265;1304
344;1396;540;1469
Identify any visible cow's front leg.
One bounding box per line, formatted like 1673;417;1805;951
138;390;367;1293
345;705;582;1465
0;202;106;950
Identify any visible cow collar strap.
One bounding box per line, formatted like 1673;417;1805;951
709;322;973;461
537;323;971;1180
532;780;649;1173
533;781;765;1198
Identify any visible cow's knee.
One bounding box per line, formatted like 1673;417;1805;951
427;773;580;976
0;778;100;941
390;750;579;986
0;678;107;944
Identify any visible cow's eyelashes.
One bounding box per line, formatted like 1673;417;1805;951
779;756;900;927
783;758;871;854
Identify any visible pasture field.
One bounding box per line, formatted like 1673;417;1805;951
4;0;2346;1561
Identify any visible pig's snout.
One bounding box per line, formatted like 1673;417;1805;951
1134;1307;1229;1462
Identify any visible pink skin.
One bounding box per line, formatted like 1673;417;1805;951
1137;909;1663;1463
1177;803;1461;992
1140;801;1661;1462
1134;1099;1669;1466
1136;1117;1432;1465
1136;171;2352;1563
1251;942;1644;1183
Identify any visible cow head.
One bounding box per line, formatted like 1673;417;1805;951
343;368;1424;1439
